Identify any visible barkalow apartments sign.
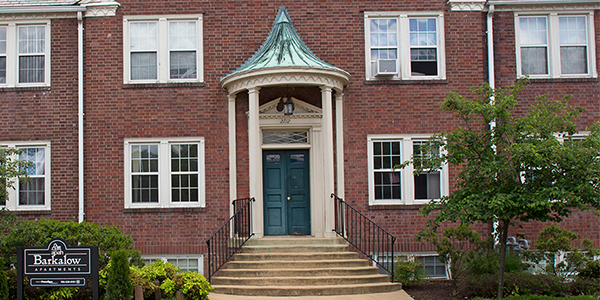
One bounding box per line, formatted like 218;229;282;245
17;238;99;300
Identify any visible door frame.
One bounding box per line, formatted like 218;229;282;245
263;149;311;235
252;98;331;238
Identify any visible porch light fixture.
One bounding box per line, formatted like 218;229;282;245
283;96;294;115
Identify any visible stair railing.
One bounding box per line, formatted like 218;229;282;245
206;197;255;282
331;193;397;281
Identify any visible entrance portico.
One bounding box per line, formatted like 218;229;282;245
221;7;350;238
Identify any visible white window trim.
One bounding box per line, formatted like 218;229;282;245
374;252;450;279
123;14;204;84
364;11;446;81
0;20;51;88
367;134;449;206
143;255;204;275
1;141;51;211
515;11;597;79
124;137;206;209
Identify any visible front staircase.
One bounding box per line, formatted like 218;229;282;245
211;237;401;296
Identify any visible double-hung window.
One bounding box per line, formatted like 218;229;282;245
0;142;51;211
365;12;445;80
0;21;50;87
123;15;203;84
368;135;448;205
124;138;206;208
516;12;597;78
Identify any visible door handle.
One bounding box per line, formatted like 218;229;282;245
287;197;291;201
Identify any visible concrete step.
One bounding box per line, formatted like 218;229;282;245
245;237;347;246
211;274;391;286
212;282;402;296
233;252;358;261
242;244;349;253
225;259;369;269
216;266;381;277
210;237;402;297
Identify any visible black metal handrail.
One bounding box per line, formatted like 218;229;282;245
331;193;397;281
206;197;255;282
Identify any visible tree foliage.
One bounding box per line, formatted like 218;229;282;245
403;79;600;298
0;148;32;205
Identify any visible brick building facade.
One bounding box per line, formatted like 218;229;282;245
1;0;599;277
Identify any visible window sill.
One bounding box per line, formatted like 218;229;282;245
10;209;53;216
0;86;51;93
368;203;428;210
364;78;448;85
123;206;207;214
122;82;206;89
526;77;599;84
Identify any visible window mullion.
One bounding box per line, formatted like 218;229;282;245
399;15;410;80
587;12;597;77
5;24;16;86
548;13;560;78
402;138;413;204
159;141;169;207
158;18;168;83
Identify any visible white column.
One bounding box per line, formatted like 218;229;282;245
335;93;345;198
248;87;263;238
228;93;237;215
321;86;335;238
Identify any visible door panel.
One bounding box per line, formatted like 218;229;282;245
263;150;310;235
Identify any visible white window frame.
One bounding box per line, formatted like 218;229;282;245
124;137;206;209
374;252;449;279
0;20;51;88
1;141;51;211
364;12;446;81
123;14;203;84
142;255;204;275
515;11;597;79
367;134;449;205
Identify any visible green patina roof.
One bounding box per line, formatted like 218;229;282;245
223;6;346;80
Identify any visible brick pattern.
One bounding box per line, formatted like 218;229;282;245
1;2;598;275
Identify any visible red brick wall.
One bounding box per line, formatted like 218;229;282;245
0;18;80;222
2;2;598;269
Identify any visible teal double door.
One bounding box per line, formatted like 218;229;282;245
263;150;311;235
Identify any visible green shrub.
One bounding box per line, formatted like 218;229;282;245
0;262;8;300
130;259;180;298
566;277;600;296
531;224;600;281
578;259;600;279
161;271;213;300
416;223;489;281
0;210;142;269
474;295;600;300
392;256;427;288
457;272;564;298
466;250;528;275
104;250;133;300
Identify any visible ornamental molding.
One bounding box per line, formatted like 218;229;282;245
246;98;323;119
222;67;349;95
447;0;487;11
83;2;120;17
0;12;75;20
493;3;600;12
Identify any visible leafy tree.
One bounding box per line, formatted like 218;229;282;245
0;148;32;206
402;79;600;299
